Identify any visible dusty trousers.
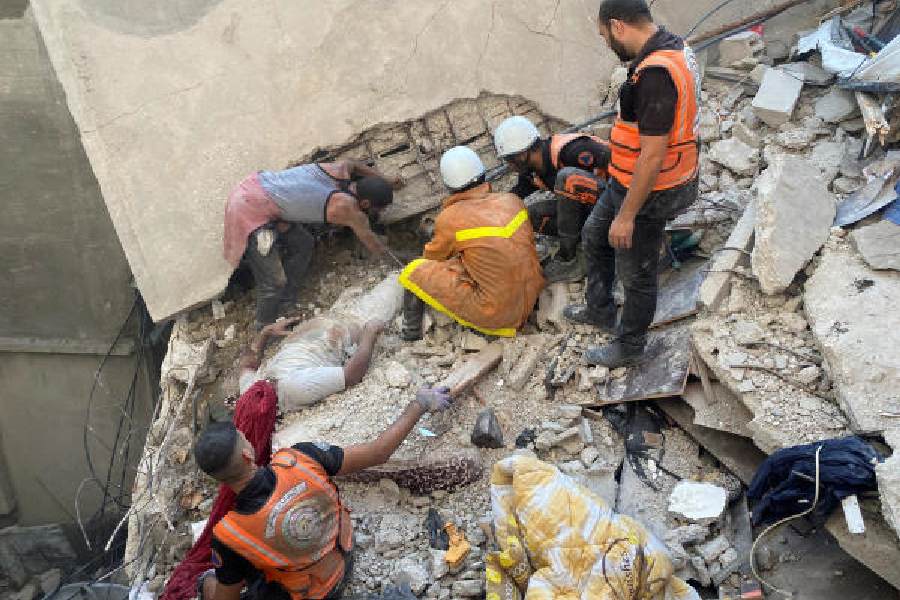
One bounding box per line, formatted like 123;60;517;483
525;167;600;261
582;177;697;346
244;223;315;328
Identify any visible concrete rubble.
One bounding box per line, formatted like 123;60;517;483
110;5;900;599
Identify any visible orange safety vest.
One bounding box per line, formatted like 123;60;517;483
213;449;353;600
608;47;700;191
531;134;610;198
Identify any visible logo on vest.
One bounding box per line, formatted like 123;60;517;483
265;481;308;539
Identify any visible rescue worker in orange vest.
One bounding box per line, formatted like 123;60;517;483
494;116;611;283
194;386;452;600
398;146;545;341
565;0;700;367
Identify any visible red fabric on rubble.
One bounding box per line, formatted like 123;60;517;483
161;380;279;600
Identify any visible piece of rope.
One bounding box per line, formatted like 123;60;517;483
750;445;822;598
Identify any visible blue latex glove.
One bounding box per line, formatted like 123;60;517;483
415;386;452;413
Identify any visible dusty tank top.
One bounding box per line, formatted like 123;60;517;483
258;164;344;224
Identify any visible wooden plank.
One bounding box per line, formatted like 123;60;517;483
589;323;691;406
699;201;756;311
657;398;765;485
652;258;707;328
439;341;504;398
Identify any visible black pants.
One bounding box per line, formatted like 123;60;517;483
526;167;596;261
241;551;354;600
244;224;315;328
583;178;697;346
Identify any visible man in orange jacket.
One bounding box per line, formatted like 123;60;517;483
494;116;611;283
195;386;452;600
398;146;545;341
565;0;699;368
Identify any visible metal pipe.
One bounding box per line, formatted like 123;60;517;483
687;0;815;46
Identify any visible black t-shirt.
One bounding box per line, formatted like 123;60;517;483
210;442;344;587
618;27;684;136
510;136;611;199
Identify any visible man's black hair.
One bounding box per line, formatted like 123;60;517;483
194;421;239;476
598;0;652;26
356;176;394;208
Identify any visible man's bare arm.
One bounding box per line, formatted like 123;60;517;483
608;134;668;249
328;197;387;256
206;578;242;600
343;320;384;387
338;388;451;475
238;318;301;373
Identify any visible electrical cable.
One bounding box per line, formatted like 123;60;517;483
750;445;823;597
685;0;743;38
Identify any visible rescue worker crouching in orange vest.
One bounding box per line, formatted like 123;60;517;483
494;116;611;284
194;387;452;600
398;146;545;341
564;0;699;368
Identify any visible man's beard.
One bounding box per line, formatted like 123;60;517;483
610;36;633;62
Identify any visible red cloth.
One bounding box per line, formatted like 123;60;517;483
161;380;279;600
223;173;282;267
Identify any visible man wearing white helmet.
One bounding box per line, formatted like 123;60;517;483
494;116;611;283
397;147;544;340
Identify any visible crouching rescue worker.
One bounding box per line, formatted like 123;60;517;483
398;146;544;340
223;160;401;330
565;0;700;368
195;386;452;600
494;116;611;283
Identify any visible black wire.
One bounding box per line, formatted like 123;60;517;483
685;0;743;38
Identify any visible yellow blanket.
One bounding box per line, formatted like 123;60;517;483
486;453;699;600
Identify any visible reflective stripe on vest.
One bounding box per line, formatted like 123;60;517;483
399;259;518;337
455;209;528;242
608;47;700;191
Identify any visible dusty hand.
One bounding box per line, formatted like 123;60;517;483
608;215;635;249
415;386;452;413
266;317;300;337
363;320;386;336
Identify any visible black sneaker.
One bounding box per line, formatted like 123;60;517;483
584;340;645;368
543;252;585;283
562;304;616;331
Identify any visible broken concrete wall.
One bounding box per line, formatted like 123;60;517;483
29;0;820;322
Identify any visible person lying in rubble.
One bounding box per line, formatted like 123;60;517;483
222;159;403;331
237;316;383;413
398;146;545;341
194;386;452;600
493;115;611;284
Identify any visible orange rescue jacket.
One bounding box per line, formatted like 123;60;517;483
531;134;610;202
400;183;545;337
213;449;353;600
608;47;700;191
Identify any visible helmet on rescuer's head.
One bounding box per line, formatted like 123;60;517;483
440;146;486;191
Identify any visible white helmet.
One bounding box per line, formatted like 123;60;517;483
440;146;486;191
494;116;540;158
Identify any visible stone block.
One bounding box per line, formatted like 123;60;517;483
805;245;900;435
697;535;730;563
393;558;430;595
780;61;834;86
851;220;900;271
752;157;835;294
470;408;504;449
718;31;762;67
707;137;759;176
752;68;803;127
732;122;761;148
452;579;485;597
815;88;859;123
668;481;727;525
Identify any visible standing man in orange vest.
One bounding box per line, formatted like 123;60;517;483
565;0;700;367
194;386;452;600
494;116;611;283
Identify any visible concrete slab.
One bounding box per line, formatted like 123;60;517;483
804;242;900;435
851;220;900;271
825;505;900;590
29;0;620;321
752;67;803;127
753;156;835;294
